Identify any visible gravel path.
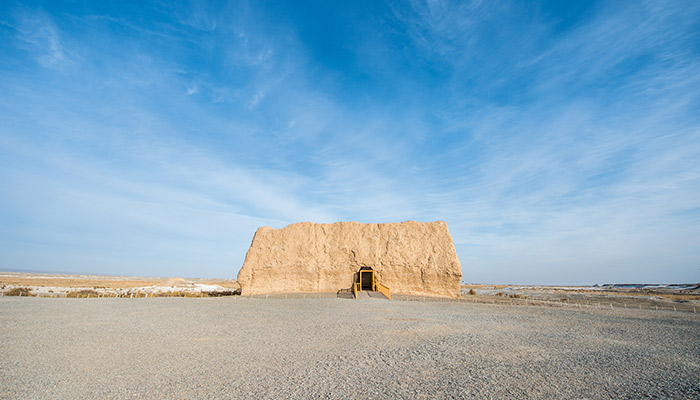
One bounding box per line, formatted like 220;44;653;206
1;297;698;399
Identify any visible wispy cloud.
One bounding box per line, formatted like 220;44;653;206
376;0;700;283
0;1;698;282
12;9;72;69
247;90;264;109
186;83;198;96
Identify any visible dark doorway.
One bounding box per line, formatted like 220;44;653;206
358;267;374;291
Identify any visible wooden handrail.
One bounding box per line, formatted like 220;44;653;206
379;283;391;300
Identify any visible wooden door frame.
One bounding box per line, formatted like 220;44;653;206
359;269;375;291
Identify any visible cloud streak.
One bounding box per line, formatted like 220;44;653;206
0;1;698;283
12;8;72;68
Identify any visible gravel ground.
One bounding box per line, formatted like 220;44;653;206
1;297;698;399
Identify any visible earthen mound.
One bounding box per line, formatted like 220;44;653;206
237;221;462;298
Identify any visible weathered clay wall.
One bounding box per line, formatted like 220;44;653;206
237;221;462;298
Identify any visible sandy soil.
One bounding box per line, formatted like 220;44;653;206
0;272;239;289
1;297;698;399
0;271;239;297
460;283;700;313
2;272;698;314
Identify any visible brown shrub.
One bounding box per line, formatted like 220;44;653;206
5;287;32;296
66;290;99;298
204;290;241;297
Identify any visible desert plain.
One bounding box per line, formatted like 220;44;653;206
1;272;699;399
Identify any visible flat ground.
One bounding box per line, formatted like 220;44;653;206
0;272;240;297
459;284;700;313
1;297;698;399
0;272;240;289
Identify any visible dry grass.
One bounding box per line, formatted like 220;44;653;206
462;283;700;302
0;272;240;291
146;290;240;297
491;292;529;299
4;287;32;297
537;288;700;302
65;290;99;298
0;276;166;289
461;284;510;290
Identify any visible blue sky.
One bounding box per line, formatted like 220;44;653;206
1;0;699;284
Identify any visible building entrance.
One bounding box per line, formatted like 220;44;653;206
357;266;375;291
352;266;391;300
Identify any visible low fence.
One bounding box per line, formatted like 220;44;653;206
231;293;698;314
378;283;391;300
390;293;699;314
3;288;696;314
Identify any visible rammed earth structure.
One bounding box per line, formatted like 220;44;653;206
237;221;462;298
